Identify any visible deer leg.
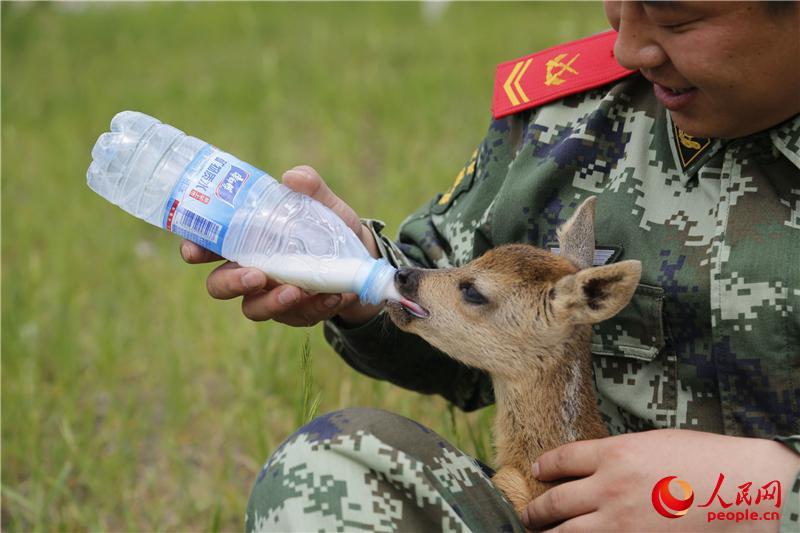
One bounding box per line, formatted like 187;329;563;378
492;466;533;516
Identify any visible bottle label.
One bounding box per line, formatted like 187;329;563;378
163;144;266;255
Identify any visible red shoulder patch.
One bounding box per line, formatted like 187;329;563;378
492;30;635;119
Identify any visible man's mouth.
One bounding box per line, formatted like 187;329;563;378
666;86;693;95
399;298;430;319
653;82;698;111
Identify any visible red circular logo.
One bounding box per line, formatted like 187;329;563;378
651;476;694;518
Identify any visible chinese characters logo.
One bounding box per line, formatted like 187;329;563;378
216;165;250;206
651;474;782;523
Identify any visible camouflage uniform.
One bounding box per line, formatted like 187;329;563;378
247;72;800;531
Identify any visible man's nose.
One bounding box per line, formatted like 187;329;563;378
612;3;668;72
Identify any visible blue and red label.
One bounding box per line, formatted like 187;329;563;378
162;144;268;255
216;165;250;206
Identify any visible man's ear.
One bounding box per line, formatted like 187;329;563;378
557;196;596;270
551;260;642;324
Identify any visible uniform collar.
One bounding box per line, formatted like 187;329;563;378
665;112;800;186
665;111;723;186
770;114;800;170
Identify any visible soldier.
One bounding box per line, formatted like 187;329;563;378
182;1;800;531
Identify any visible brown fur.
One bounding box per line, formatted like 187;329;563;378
386;197;641;515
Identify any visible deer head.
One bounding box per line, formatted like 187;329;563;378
386;196;641;379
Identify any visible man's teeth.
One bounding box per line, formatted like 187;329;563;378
669;87;693;95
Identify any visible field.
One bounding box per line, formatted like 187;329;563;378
1;2;609;530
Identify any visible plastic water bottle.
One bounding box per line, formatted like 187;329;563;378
87;111;401;305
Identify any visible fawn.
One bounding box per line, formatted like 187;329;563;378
386;196;641;514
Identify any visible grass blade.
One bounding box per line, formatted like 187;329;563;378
296;335;322;426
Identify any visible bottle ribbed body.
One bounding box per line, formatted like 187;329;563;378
87;111;398;304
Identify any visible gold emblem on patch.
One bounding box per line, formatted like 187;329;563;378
672;122;711;170
545;53;580;86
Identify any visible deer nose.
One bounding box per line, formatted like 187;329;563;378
394;267;420;297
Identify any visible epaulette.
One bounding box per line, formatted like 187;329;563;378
492;30;635;119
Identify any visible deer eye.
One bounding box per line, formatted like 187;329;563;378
460;281;488;305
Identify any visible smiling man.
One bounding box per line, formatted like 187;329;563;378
608;1;800;139
183;2;800;531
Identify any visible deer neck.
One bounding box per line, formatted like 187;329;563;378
491;342;607;473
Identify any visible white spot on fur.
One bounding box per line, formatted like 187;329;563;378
561;357;581;442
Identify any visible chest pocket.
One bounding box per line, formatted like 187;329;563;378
590;284;676;433
591;283;665;360
592;284;664;361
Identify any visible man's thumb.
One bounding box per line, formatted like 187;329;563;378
280;165;362;234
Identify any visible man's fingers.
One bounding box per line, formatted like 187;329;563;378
180;240;223;264
240;288;350;325
523;478;598;531
241;285;302;321
187;166;367;324
206;263;269;300
533;439;602;482
540;510;602;533
281;166;363;234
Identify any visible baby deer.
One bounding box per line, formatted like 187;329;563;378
386;196;641;515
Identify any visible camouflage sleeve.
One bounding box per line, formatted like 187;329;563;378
774;435;800;531
324;309;494;411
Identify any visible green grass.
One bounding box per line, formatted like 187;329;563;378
1;2;609;530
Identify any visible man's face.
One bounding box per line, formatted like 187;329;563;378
604;1;800;139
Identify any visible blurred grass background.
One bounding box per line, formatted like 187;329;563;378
2;2;608;531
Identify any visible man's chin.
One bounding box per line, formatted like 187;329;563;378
669;110;776;140
668;111;720;139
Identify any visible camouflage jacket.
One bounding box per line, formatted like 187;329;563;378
324;73;800;442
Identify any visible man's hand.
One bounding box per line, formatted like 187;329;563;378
522;429;799;532
181;165;383;327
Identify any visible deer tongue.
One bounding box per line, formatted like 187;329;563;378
400;298;430;319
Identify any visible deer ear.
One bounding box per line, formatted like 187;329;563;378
551;260;642;324
557;196;597;270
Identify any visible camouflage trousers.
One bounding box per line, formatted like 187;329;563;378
246;408;525;532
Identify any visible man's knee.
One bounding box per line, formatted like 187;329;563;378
246;408;443;531
301;407;442;450
252;407;444;485
245;408;521;533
